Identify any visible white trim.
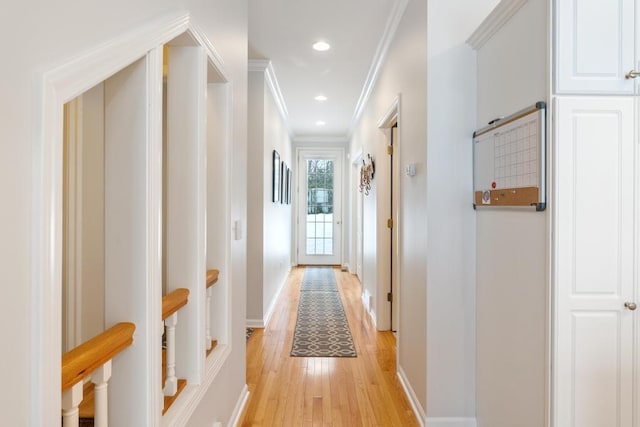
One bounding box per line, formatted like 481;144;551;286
466;0;528;50
246;267;291;329
248;59;291;137
229;385;250;427
246;319;265;329
263;268;290;328
161;344;232;427
361;289;377;328
425;418;477;427
397;366;426;426
377;95;400;129
293;135;349;144
375;96;402;333
349;0;409;136
295;148;346;266
248;59;269;72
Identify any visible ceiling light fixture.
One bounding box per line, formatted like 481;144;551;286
312;41;331;52
314;95;328;102
316;120;326;126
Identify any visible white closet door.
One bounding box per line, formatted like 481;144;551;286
555;0;635;94
554;97;635;427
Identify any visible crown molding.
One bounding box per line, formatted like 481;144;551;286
248;58;269;72
466;0;528;50
348;0;409;137
248;59;292;137
293;135;349;145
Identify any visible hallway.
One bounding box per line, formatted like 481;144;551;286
239;267;418;426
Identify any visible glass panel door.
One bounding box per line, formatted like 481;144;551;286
298;151;342;265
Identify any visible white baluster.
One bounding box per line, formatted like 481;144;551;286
62;381;83;427
206;286;212;351
164;312;178;396
91;360;112;427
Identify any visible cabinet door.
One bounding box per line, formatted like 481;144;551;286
556;0;635;94
554;97;635;427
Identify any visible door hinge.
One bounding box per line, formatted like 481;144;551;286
387;218;393;229
387;292;393;302
387;145;393;155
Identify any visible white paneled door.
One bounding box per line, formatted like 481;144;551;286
554;97;635;427
555;0;635;94
297;150;343;265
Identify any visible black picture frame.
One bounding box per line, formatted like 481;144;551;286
287;168;292;204
272;150;280;203
280;160;286;204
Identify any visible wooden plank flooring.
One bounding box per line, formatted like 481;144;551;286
240;267;418;426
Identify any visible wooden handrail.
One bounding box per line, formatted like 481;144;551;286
162;288;190;320
61;322;135;392
206;269;219;288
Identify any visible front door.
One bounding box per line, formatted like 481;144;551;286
297;150;343;265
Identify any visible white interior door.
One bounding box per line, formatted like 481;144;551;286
554;97;635;426
297;150;343;265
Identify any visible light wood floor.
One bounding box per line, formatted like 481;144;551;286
239;267;418;426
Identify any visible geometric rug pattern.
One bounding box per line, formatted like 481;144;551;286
291;267;357;357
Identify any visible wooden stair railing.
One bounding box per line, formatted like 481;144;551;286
162;288;189;413
61;322;135;427
205;269;219;356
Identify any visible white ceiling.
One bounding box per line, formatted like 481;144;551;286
249;0;404;142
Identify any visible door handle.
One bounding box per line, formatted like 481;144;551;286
624;302;637;311
625;69;640;79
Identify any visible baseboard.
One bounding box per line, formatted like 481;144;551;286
162;344;232;427
229;385;249;427
425;418;477;427
262;268;290;328
397;366;426;426
245;319;264;328
246;268;290;329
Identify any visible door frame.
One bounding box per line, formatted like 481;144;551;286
377;95;401;334
295;147;345;266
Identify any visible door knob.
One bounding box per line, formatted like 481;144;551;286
624;302;637;311
625;69;640;79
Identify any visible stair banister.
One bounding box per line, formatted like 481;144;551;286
162;288;189;397
205;269;219;351
61;322;135;427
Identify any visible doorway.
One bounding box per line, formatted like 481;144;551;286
297;149;343;265
389;124;399;333
378;96;400;334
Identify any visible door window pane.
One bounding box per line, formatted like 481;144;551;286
306;159;334;255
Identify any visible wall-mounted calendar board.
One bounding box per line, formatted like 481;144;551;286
473;102;546;211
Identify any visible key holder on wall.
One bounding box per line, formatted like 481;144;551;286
359;153;375;195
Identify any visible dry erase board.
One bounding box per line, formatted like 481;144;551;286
473;102;546;211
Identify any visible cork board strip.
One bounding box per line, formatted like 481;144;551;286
475;187;539;207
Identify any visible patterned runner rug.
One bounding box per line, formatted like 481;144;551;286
300;266;339;292
291;267;357;357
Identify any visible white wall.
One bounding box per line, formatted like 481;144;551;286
474;1;548;426
350;0;428;412
246;66;292;326
79;83;106;344
247;72;265;322
350;0;496;422
0;0;248;424
262;78;292;318
426;0;499;422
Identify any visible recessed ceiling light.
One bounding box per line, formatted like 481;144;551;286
312;41;331;52
316;120;326;126
314;95;328;102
